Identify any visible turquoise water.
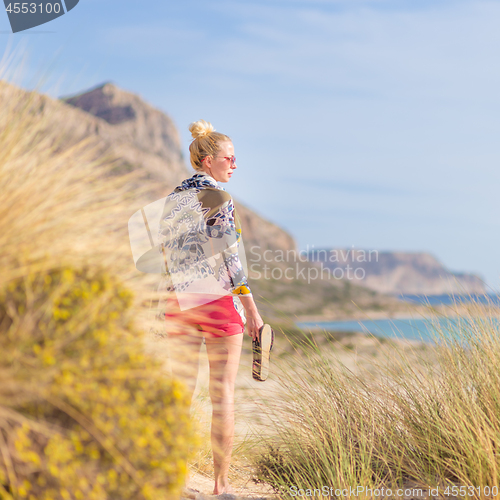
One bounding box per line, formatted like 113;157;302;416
296;317;461;343
297;294;500;343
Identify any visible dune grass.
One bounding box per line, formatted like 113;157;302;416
0;80;144;287
0;78;199;499
251;301;500;498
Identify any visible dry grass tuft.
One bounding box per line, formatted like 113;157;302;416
0;80;142;287
251;302;500;498
0;77;198;499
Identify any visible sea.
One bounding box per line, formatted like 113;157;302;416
296;294;500;343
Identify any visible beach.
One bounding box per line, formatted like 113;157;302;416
147;325;442;499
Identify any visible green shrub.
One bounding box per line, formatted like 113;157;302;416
0;266;197;500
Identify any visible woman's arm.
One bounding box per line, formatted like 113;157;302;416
238;294;264;340
200;189;264;338
222;201;264;338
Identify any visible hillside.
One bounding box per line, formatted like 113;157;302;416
307;248;485;295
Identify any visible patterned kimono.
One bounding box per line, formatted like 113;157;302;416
156;172;251;320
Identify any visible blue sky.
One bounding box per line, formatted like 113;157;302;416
1;0;499;289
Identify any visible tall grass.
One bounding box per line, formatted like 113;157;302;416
0;80;140;286
252;302;500;498
0;78;198;499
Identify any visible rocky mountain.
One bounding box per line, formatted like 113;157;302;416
0;80;293;256
0;79;424;320
62;82;188;190
307;249;486;295
60;83;391;316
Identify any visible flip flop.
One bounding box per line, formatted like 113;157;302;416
252;324;274;381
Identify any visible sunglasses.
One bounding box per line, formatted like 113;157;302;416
214;155;236;166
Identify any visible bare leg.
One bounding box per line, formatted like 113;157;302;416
205;333;243;495
167;333;204;404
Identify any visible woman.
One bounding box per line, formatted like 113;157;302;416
158;119;264;495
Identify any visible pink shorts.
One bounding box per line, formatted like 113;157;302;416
165;294;244;338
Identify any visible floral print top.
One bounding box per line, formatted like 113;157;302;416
157;172;252;307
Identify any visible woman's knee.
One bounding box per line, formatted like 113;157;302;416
209;379;235;406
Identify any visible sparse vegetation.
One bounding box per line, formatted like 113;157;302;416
251;303;500;497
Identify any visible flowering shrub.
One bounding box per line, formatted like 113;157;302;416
0;266;197;500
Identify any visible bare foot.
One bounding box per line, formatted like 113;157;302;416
213;482;234;495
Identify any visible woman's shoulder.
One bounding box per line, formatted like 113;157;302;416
197;188;232;207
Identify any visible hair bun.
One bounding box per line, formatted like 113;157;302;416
189;119;215;139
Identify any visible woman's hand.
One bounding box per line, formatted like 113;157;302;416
238;295;264;340
245;310;264;340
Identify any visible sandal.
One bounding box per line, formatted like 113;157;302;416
252;324;274;381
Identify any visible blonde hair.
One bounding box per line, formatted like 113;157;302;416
188;120;231;171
